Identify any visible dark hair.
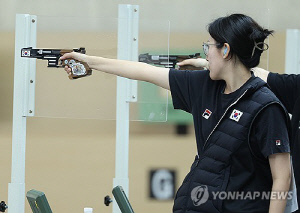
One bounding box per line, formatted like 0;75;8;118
208;14;273;68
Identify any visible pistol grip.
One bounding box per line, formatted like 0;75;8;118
62;59;92;80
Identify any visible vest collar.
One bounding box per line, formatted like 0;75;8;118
229;76;267;104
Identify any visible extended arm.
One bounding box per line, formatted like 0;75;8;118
60;52;170;90
178;58;271;82
268;152;291;213
177;58;209;70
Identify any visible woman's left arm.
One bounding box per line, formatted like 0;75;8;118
268;152;291;213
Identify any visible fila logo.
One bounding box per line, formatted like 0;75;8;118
230;109;243;122
202;109;212;119
276;140;281;146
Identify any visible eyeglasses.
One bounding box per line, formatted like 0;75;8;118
202;42;221;56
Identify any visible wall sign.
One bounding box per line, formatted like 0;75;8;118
149;169;176;200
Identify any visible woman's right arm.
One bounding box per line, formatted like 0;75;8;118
60;52;171;90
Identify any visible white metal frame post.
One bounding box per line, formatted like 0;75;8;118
8;14;37;213
9;8;138;213
113;4;138;213
285;29;300;74
284;29;300;213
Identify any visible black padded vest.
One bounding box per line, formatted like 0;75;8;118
173;77;290;213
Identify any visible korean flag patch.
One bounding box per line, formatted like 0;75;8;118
230;109;243;122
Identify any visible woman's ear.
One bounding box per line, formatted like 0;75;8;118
223;43;230;58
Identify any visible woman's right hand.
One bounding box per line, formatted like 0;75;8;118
60;52;88;76
177;58;209;69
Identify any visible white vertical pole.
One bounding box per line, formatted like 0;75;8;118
113;4;139;213
284;29;300;213
8;14;36;213
285;29;300;74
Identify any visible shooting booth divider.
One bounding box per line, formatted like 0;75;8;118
9;2;273;213
10;5;171;213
